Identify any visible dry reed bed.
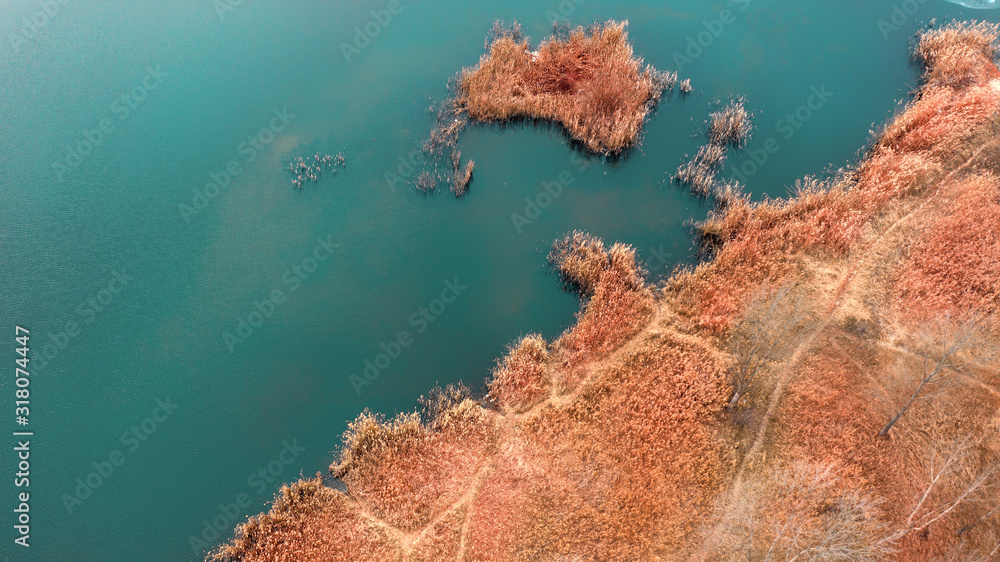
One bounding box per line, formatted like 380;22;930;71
488;334;548;414
772;324;1000;560
549;234;655;372
330;409;495;532
209;477;401;561
210;21;1000;562
895;173;1000;322
456;21;672;155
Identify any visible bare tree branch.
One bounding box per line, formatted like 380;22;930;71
878;311;994;437
957;501;1000;536
884;434;1000;545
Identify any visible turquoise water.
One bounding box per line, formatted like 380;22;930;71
1;1;999;560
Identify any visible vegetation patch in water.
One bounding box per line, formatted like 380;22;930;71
436;20;679;158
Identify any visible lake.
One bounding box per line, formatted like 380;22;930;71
1;0;998;559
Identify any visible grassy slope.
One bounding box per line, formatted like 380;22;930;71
209;21;1000;561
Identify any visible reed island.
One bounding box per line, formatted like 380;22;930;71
418;20;679;196
210;21;1000;561
454;20;676;155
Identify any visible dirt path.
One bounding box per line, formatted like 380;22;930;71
688;138;999;560
349;296;667;559
340;137;1000;561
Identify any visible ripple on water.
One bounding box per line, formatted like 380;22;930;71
943;0;1000;9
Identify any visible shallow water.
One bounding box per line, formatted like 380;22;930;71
1;0;999;560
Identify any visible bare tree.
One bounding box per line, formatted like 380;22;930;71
726;283;815;409
907;436;998;533
878;312;994;437
882;434;1000;546
719;462;891;561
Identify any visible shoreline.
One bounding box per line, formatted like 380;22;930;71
210;20;1000;561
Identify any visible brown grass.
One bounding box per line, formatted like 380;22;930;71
552;242;653;371
487;334;549;414
895;173;1000;322
329;408;496;532
456;21;668;155
916;21;1000;89
548;231;654;375
207;477;401;562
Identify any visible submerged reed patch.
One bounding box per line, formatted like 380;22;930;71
287;152;346;189
674;97;752;202
708;98;752;147
414;170;436;193
674;143;728;197
452;159;474;197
